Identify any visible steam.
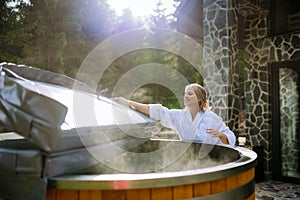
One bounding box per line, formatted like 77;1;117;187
76;140;240;174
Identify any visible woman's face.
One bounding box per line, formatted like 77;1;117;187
184;86;199;107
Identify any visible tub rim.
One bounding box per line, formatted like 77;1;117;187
48;140;257;190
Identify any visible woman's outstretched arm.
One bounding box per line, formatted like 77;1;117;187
113;97;150;116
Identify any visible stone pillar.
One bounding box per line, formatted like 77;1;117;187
202;0;240;132
238;0;271;179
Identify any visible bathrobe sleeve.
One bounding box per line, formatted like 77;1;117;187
148;104;181;130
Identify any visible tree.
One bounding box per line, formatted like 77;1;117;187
112;8;143;34
20;0;68;71
0;0;28;62
1;0;198;111
18;0;116;77
148;0;171;29
129;0;201;108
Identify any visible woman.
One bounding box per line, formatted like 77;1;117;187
113;83;236;146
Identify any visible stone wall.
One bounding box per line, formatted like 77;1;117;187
203;0;240;132
238;0;271;179
200;0;300;180
240;0;300;179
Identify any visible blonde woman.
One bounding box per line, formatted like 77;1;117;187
113;83;236;146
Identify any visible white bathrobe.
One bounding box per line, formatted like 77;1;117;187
149;104;236;146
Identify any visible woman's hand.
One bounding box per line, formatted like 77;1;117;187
112;97;150;116
206;128;229;144
206;128;221;137
112;97;129;107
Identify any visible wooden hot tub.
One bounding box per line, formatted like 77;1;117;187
46;140;257;200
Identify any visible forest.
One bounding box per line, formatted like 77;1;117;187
0;0;203;108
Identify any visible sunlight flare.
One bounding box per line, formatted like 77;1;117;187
107;0;177;17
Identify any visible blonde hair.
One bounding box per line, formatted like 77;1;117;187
186;83;209;112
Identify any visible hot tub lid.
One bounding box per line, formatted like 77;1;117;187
0;63;158;152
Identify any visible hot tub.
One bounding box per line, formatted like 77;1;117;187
0;63;256;200
46;140;257;200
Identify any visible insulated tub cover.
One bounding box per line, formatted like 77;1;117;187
0;132;46;200
0;132;149;178
0;63;158;152
0;132;149;200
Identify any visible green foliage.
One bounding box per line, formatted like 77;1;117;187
1;0;203;108
99;48;202;108
0;0;27;62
